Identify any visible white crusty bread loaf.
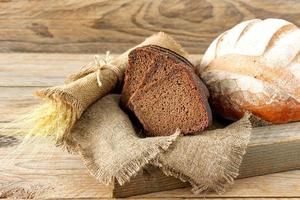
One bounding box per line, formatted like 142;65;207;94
199;18;300;123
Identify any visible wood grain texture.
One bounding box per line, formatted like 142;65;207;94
137;170;300;198
0;87;41;122
0;144;114;199
0;0;300;54
0;143;299;199
0;53;93;87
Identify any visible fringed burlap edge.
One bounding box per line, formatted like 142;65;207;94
152;114;252;194
35;88;82;147
35;88;83;118
77;129;181;186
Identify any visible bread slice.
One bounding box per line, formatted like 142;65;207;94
127;45;209;107
121;45;199;107
120;46;157;106
125;45;212;136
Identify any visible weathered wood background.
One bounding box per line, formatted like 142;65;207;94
0;0;300;54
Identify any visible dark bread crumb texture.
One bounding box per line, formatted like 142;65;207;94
120;47;156;106
121;45;212;136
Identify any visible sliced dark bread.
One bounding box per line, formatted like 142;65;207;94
120;47;157;106
124;46;212;136
127;45;209;110
129;67;212;136
121;45;199;107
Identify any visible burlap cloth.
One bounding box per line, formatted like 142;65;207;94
68;94;252;194
67;94;180;185
34;32;187;146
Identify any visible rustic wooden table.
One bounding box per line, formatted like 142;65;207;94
1;0;300;198
0;53;299;199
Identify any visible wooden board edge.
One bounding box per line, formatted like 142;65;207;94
112;122;300;197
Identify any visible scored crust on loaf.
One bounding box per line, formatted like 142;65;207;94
199;18;300;123
125;45;212;136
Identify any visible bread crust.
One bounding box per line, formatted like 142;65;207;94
200;18;300;123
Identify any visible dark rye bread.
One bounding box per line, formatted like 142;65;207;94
121;45;198;107
127;46;210;109
122;45;212;136
120;47;157;106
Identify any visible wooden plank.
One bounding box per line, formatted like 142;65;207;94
1;120;299;198
0;144;113;199
0;53;95;87
0;0;299;53
113;122;300;197
135;171;300;198
0;87;41;122
239;124;300;178
133;199;299;200
0;143;299;199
